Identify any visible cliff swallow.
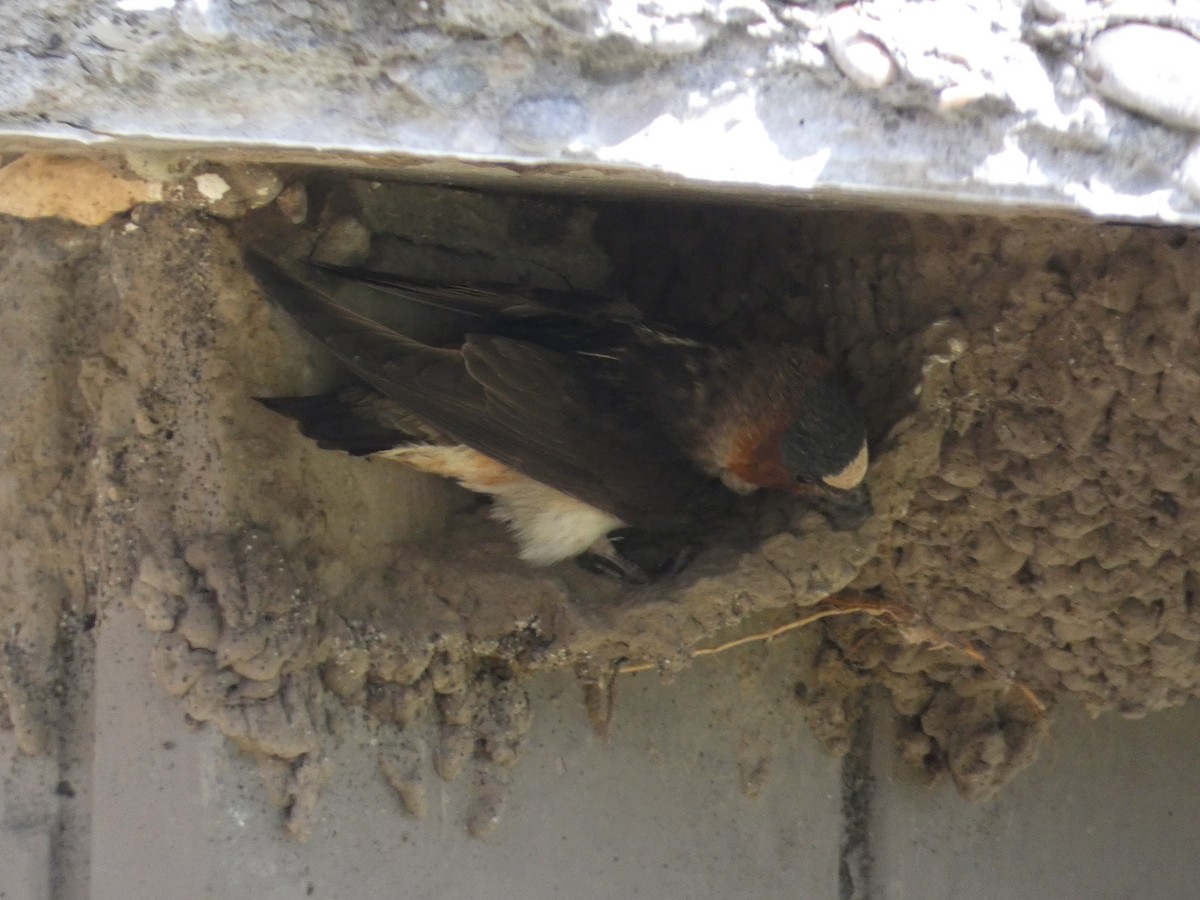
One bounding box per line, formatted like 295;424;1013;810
246;251;871;582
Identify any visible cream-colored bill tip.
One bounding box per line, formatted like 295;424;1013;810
822;442;869;491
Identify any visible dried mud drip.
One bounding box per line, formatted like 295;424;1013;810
1;174;1198;830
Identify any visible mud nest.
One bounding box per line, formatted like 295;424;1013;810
2;164;1197;833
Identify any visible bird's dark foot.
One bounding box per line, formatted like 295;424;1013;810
657;542;700;579
576;546;651;585
576;531;700;584
809;482;873;531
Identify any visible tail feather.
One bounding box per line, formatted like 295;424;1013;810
257;391;416;456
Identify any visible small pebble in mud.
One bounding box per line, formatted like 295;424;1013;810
1083;25;1200;130
274;181;309;225
201;165;283;219
310;216;371;266
826;10;897;90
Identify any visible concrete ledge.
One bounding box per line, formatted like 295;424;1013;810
4;1;1200;222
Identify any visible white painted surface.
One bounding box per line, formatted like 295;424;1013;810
9;605;1200;898
870;699;1200;900
88;606;217;900
0;730;55;900
0;827;49;900
84;606;843;900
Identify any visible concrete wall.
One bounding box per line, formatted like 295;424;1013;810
4;605;1199;899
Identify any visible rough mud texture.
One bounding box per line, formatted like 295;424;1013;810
0;215;97;757
788;213;1200;798
2;161;1199;828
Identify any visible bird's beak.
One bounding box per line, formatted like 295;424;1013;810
812;481;873;531
821;443;869;492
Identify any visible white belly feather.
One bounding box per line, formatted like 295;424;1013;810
375;445;625;565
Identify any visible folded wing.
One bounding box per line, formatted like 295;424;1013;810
247;252;713;529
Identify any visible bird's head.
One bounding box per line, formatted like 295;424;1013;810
726;371;872;530
779;373;871;529
780;372;868;489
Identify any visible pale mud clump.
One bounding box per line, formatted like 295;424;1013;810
1;164;1198;830
789;218;1200;797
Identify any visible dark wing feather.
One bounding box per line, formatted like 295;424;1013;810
247;250;489;424
314;263;629;322
304;257;712;357
248;251;709;527
451;335;708;527
257;385;433;455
